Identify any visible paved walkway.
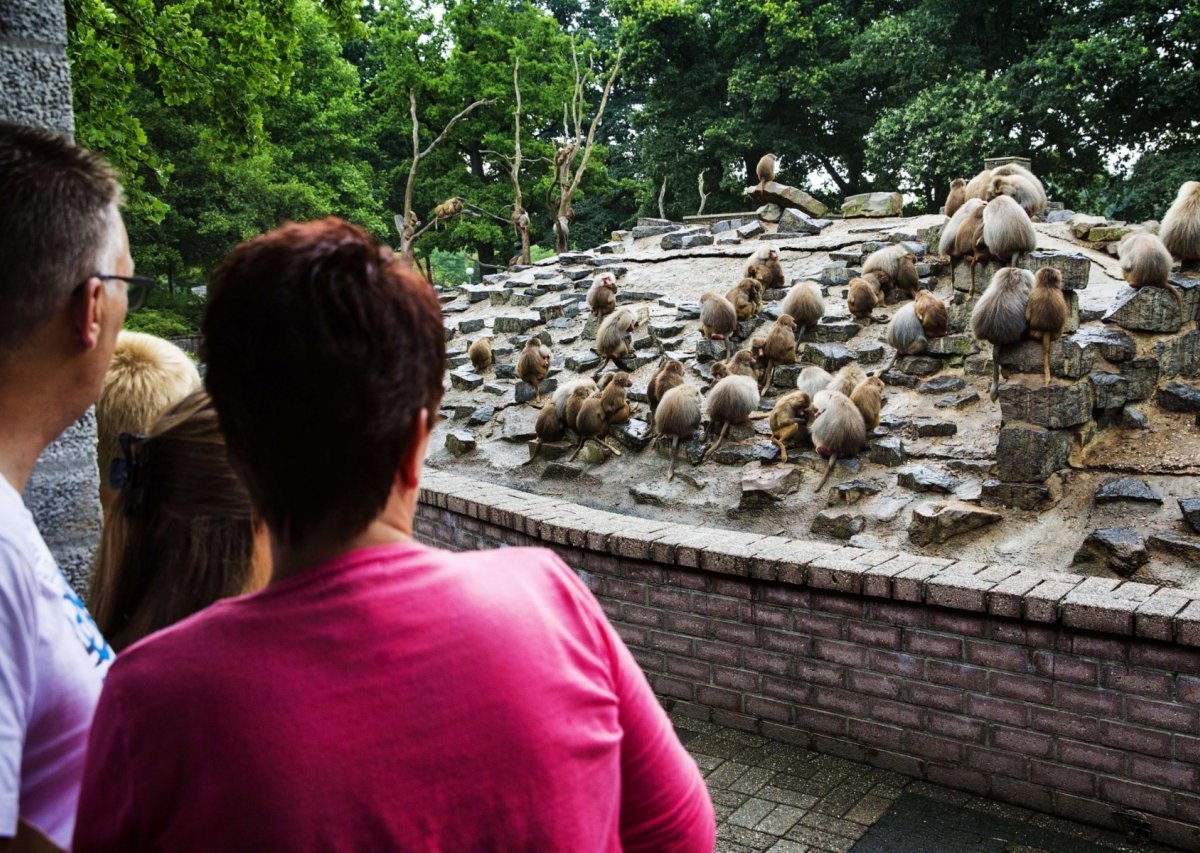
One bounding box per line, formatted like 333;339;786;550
673;713;1176;852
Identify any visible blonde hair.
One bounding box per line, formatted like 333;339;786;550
89;391;256;652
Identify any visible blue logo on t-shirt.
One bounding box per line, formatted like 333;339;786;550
63;588;113;667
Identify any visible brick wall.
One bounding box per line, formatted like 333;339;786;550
415;470;1200;849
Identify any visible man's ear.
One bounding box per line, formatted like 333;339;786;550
74;277;105;351
396;409;431;490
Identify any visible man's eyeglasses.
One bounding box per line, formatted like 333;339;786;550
75;274;156;311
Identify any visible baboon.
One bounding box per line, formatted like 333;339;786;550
944;178;966;217
747;336;768;374
719;350;760;381
702;375;760;463
1159;181;1200;262
828;363;867;398
97;331;201;512
847;278;879;322
939;197;985;256
981;195;1037;266
524;402;567;464
745;246;785;291
1117;231;1185;314
725;277;759;320
768;391;812;464
972;267;1034;400
597;371;634;423
587;273;619;320
516;337;552;405
810;389;867;492
595;307;637;371
556;379;604;429
655;384;703;481
990;163;1047;215
849;376;884;431
780;280;824;336
1025;267;1067;385
648;359;685;410
953;200;989;297
468;337;492;373
760;314;798;391
700;292;738;357
756;153;777;190
570;396;623;461
963;169;993;201
796;365;832;399
862;245;919;296
431;197;463;226
885;291;948;369
562;385;593;433
710;361;730;382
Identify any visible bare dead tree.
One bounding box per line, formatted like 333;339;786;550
396;89;494;264
697;171;710;216
657;177;667;220
510;59;531;266
551;41;622;254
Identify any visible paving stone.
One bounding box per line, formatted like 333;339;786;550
755;804;808;836
1094;476;1162;505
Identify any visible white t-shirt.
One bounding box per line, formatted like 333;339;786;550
0;474;112;848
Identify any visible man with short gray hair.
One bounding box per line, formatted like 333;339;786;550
0;122;138;851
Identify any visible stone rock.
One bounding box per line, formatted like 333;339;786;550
675;301;702;320
1103;286;1184;333
493;313;541;334
1073;528;1149;576
501;407;541;441
1014;251;1091;292
1156;382;1200;413
711;218;744;234
811;509;866;540
829;479;883;505
696;339;728;363
527;440;571;462
771;364;803;388
716;234;743;245
636;217;673;227
998;379;1093;429
744;182;829;217
759;204;783;223
880;369;919;389
841;192;903;218
897;356;941;376
631;224;682;239
926;335;979;357
912;419;957;438
908;501;1002;546
818;264;855;287
514;378;557;404
1178;497;1200;533
1147;531;1200;561
830;249;863;264
650;321;685;341
1095;476;1162;505
1087;224;1133;243
467;406;495;426
564;268;591;281
996;423;1071;482
494;364;516;380
804;321;860;344
737;221;765;239
536;304;564;323
541;462;589;480
982;480;1051;510
919;376;967;395
576;442;609;465
450;370;484;391
662;230;714;250
1068;214;1108;239
802;342;855;371
458;318;485;334
868;437;907;466
935;392;980;409
855;341;886;364
612;419;653;451
777;208;826;235
1121;407;1149;429
445;430;476;456
597;243;625;255
736;318;759;340
461;284;505;303
629;482;670;507
1120;357;1161;402
1089;372;1129;410
1154;330;1200;379
710;441;779;466
897;465;960;494
740;462;803;506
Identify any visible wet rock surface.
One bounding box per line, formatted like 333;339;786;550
1094;476;1162;505
1074;528;1149;576
811;509;866;539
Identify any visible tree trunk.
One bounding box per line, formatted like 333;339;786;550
476;241;496;272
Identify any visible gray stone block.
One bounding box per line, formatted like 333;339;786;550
0;45;75;134
998;379;1093;429
996;423;1072;482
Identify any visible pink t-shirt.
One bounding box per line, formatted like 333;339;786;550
74;542;714;851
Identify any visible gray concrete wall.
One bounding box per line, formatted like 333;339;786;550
0;0;102;592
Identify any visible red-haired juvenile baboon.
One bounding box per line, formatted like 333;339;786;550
760;314;798;391
1025;267;1067;385
516;336;552;405
725;277;759;320
468;337;492;373
719;350;759;381
944;178;966;217
597;371;634;423
847;278;879;322
648;359;685;411
1160;181;1200;262
431;197;463;227
587;273;619;321
655;383;703;481
524;401;567;464
849;375;884;431
972;267;1034;400
570;396;622;461
768;391;812;464
756;153;777;190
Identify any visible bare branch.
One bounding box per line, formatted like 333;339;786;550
566;48;622;200
658;176;667;219
419;97;495;160
697;171;710;216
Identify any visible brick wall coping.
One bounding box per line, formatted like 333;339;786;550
418;470;1200;647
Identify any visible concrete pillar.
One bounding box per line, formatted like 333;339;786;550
0;0;102;593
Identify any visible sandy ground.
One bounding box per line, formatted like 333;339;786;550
427;214;1200;592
